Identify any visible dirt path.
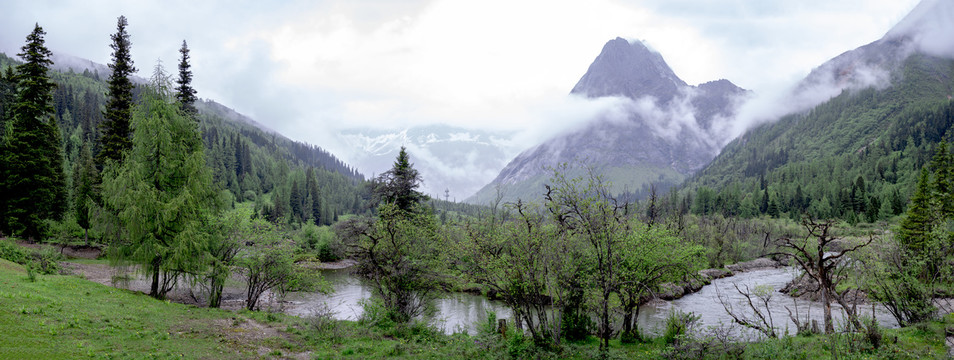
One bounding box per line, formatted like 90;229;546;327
15;240;102;259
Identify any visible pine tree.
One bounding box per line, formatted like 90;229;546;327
98;15;136;166
101;63;217;298
0;24;66;239
175;40;197;117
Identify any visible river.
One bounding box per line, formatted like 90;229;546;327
283;266;898;337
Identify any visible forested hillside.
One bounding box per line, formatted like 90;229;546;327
0;52;367;230
685;54;954;222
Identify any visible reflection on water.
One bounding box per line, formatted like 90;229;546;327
285;267;898;337
283;269;511;334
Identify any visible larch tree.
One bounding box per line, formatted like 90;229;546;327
175;40;197;117
100;62;217;298
0;23;66;239
98;15;136;166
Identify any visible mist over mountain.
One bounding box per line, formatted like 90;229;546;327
468;37;745;204
339;125;516;199
727;0;954;139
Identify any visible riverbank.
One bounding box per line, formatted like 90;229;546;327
656;257;779;301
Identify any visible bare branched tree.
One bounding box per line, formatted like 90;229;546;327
773;219;873;333
718;283;778;338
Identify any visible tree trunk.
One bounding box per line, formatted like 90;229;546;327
819;253;833;334
621;306;633;336
209;276;223;308
601;290;611;351
150;257;160;298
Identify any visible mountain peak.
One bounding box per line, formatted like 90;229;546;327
570;37;687;103
883;0;954;58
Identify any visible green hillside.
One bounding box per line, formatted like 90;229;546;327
685;54;954;222
0;52;368;231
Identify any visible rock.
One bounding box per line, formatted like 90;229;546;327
725;258;779;272
657;282;685;300
698;268;733;280
684;276;706;293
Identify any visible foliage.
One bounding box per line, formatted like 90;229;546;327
662;310;700;345
71;139;97;245
99;68;218;298
459;199;582;345
338;147;444;322
858;233;937;326
338;202;445;322
0;23;66;239
295;222;341;262
237;219;319;311
618;222;704;339
0;239;61;275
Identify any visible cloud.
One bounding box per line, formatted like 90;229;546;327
712;58;894;144
0;0;928;196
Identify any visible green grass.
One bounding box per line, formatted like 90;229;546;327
0;258;272;359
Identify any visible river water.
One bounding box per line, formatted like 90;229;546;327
283;267;898;337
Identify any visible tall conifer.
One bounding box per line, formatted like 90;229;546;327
0;24;66;239
175;40;197;117
99;15;136;166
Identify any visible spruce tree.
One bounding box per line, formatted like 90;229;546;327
373;146;427;212
99;15;136;166
175;40;197;117
0;24;66;239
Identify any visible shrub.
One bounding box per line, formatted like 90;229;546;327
663;310;700;345
0;239;61;274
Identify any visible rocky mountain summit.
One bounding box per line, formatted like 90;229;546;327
468;37;745;204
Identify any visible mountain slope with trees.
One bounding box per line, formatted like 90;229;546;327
685;48;954;222
0;49;367;236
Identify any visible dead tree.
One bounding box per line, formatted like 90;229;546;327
718;283;778;338
774;219;873;333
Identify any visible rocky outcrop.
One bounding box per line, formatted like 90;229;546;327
725;258;780;272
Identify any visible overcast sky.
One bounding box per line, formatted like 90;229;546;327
0;0;921;167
